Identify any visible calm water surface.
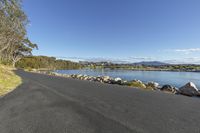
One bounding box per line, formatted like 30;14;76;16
55;69;200;88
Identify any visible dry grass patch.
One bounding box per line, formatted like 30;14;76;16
0;65;22;96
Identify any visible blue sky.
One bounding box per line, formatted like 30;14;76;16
23;0;200;64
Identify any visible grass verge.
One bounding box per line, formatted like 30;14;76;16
0;65;22;96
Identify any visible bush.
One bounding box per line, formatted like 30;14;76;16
128;81;146;89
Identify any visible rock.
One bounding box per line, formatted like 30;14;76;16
80;75;87;80
113;77;122;84
132;79;145;85
102;76;111;83
71;74;77;78
132;79;142;83
121;80;129;86
146;82;160;90
90;76;96;81
91;77;97;82
87;76;92;80
82;76;86;80
179;82;200;96
77;74;83;79
84;76;89;80
95;76;102;82
160;85;178;94
102;76;110;80
64;74;71;78
52;72;63;76
115;77;122;82
128;80;146;89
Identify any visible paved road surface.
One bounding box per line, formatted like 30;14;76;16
0;70;200;133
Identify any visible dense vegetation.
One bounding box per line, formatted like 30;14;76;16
83;62;200;72
0;0;37;67
16;56;82;70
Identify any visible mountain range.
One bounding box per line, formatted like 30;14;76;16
132;61;170;66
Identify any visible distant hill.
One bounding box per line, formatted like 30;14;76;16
132;61;169;66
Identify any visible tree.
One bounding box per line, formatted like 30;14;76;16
16;56;81;70
0;0;37;66
10;38;38;67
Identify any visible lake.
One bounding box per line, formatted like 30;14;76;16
55;69;200;88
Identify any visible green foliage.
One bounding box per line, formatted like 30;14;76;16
85;63;200;72
0;0;37;66
16;56;82;70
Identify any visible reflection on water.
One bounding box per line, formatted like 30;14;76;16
55;69;200;88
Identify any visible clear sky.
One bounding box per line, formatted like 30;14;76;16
23;0;200;64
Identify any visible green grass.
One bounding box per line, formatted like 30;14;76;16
128;81;147;89
0;65;22;96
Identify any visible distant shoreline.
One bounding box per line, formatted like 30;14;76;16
54;68;200;73
129;69;200;73
28;68;200;76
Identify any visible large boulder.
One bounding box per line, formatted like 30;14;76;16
63;74;71;78
81;75;88;80
179;82;200;97
110;77;122;85
85;76;91;81
102;76;111;83
121;80;129;86
77;74;83;79
146;82;160;90
114;77;122;82
115;77;122;84
160;85;178;94
71;74;78;79
88;76;95;81
92;77;98;82
96;76;103;82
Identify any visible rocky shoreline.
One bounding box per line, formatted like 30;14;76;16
31;70;200;98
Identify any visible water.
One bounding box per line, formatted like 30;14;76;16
55;69;200;88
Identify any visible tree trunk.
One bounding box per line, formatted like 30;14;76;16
12;61;16;68
12;56;22;68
